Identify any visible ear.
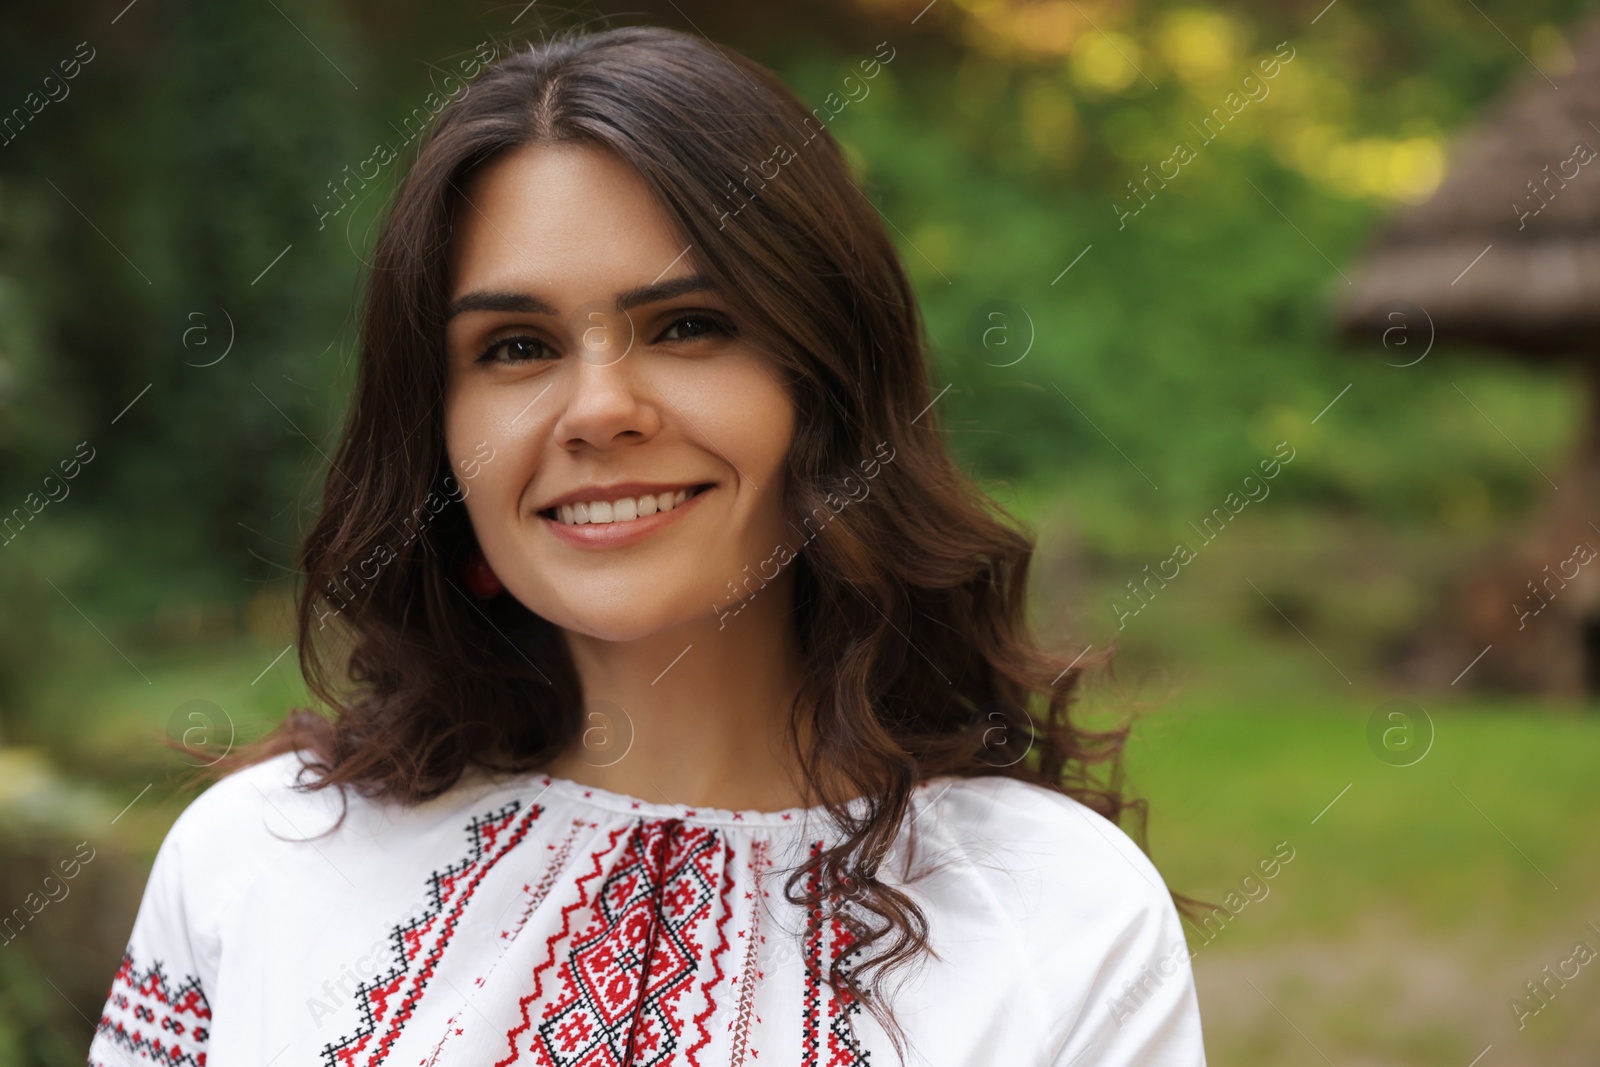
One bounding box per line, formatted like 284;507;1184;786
462;546;506;598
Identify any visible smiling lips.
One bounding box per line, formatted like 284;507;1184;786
549;486;708;526
538;482;714;547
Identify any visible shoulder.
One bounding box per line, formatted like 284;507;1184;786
148;751;349;921
161;750;538;889
908;775;1205;1064
162;749;517;865
103;751;346;1007
912;774;1171;918
151;751;525;949
165;749;344;853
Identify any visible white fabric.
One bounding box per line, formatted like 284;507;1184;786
87;750;1206;1066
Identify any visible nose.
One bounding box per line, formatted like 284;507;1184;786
551;324;661;452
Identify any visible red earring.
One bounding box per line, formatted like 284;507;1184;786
462;547;505;598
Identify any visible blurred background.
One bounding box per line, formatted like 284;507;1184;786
2;0;1598;1063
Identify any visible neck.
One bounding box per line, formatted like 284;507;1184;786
546;570;818;813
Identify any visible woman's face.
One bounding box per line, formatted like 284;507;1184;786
442;142;796;642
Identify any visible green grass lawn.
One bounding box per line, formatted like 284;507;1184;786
1128;695;1600;939
1123;695;1600;1066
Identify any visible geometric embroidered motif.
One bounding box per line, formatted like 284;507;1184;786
421;819;591;1067
725;838;770;1067
500;818;727;1066
321;799;544;1067
91;951;212;1067
800;842;869;1067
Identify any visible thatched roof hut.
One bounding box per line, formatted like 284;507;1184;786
1338;19;1600;356
1337;17;1600;699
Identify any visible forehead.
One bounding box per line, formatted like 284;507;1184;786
447;141;691;302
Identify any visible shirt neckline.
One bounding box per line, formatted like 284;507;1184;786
524;771;865;829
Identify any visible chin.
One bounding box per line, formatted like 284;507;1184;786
531;587;709;645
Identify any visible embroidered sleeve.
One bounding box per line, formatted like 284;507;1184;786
86;817;213;1067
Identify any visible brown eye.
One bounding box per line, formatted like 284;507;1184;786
658;313;732;342
476;335;555;364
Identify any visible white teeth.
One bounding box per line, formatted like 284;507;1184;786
554;487;703;526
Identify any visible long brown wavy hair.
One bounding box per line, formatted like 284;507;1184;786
215;23;1150;1056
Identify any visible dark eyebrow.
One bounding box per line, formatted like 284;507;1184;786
446;273;716;321
445;291;558;319
615;273;715;311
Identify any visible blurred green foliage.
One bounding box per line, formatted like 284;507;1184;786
0;0;1589;698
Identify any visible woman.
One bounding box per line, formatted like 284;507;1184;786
88;25;1204;1067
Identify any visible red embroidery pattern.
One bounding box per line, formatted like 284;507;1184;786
800;844;869;1067
726;839;770;1067
422;819;589;1065
499;818;727;1066
685;841;735;1065
91;951;211;1067
514;822;589;942
321;799;543;1067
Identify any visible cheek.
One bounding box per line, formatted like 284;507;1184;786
687;360;795;542
445;381;541;529
694;357;795;482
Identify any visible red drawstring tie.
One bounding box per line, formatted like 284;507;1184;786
619;818;681;1066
